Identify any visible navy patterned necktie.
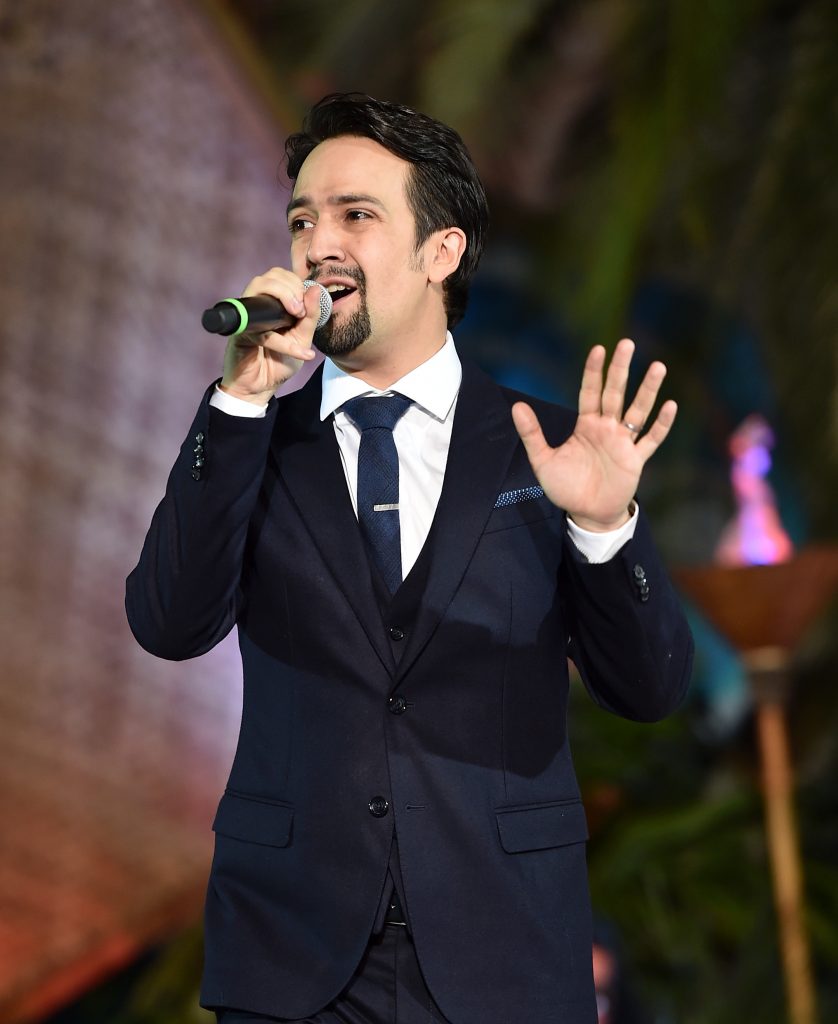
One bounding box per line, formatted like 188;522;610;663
343;394;412;593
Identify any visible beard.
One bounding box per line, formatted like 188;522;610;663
312;266;371;357
314;302;371;357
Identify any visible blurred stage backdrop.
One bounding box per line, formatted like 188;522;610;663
0;1;836;1023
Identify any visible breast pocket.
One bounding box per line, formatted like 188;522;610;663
212;790;295;848
495;799;588;853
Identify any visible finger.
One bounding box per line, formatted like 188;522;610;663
223;338;300;392
578;345;606;416
242;268;306;317
621;360;667;432
255;330;317;361
600;338;635;419
635;399;678;460
230;322;315;363
511;402;553;475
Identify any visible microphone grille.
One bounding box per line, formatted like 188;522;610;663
303;280;333;328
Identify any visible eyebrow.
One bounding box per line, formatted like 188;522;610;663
286;193;387;218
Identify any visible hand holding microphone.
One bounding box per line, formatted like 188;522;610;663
202;279;332;336
211;269;333;405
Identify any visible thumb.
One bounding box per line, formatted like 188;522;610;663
301;281;329;326
511;402;552;474
282;281;325;350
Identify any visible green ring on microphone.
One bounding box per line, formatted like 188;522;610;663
223;297;249;335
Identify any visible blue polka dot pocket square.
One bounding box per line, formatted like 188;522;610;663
486;485;555;535
494;486;545;508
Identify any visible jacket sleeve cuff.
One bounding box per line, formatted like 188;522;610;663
566;502;639;563
210;383;270;419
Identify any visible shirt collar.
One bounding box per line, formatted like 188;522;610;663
319;332;461;423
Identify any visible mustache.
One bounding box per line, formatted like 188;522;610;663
310;265;366;291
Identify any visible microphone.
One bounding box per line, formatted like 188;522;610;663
201;280;333;336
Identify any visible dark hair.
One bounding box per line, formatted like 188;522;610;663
285;93;489;328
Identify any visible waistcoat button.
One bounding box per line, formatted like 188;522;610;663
389;627;405;641
368;796;389;818
388;695;407;715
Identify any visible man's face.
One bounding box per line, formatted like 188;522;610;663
287;136;429;360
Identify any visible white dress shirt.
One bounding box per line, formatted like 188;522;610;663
210;334;637;573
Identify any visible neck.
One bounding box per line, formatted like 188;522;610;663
332;315;449;390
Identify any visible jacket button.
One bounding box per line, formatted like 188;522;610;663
388;695;407;715
633;564;646;580
369;796;389;818
389;627;405;641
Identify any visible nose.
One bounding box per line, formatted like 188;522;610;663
306;219;345;270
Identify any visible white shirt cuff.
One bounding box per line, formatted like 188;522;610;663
209;384;269;419
566;503;639;563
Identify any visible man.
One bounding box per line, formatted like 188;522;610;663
126;93;692;1024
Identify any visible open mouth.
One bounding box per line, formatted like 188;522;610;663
323;284;357;306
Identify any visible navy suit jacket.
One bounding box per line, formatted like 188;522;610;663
126;360;693;1023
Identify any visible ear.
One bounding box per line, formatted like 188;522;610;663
426;227;467;284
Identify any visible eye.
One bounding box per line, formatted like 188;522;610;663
288;216;314;234
346;209;373;223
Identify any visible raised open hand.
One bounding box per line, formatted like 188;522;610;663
511;338;677;532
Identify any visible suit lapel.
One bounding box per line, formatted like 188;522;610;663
396;362;520;679
273;370;396;676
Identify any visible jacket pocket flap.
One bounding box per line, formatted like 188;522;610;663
496;800;588;853
212;791;294;848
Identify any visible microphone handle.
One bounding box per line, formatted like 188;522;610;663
201;295;295;336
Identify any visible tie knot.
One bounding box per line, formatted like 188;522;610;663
343;394;412;433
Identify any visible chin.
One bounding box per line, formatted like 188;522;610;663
314;307;372;358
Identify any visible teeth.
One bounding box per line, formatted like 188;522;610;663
326;284;353;294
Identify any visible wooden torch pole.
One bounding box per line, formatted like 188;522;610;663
746;647;818;1024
